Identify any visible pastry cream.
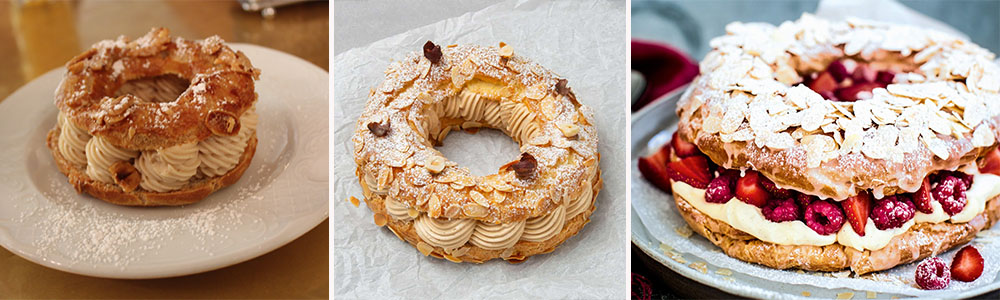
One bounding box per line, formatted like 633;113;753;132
198;106;258;177
672;181;836;246
135;142;200;192
672;172;1000;250
837;219;914;251
385;196;413;221
57;113;91;167
470;221;526;250
85;136;138;184
391;169;595;250
414;215;477;251
521;204;567;242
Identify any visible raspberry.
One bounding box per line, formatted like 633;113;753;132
705;173;736;204
934;176;968;216
915;257;951;290
803;200;845;235
761;197;800;223
871;195;916;230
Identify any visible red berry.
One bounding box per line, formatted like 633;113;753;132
871;195;916;230
796;193;817;208
808;71;838;97
665;156;713;189
834;82;884;101
761;197;800;223
803;200;845;235
913;176;934;214
828;60;849;82
915;257;951;290
843;192;872;236
951;245;984;282
980;148;1000;176
933;176;968;216
638;144;674;193
705;173;736;204
735;170;771;207
759;177;793;199
875;70;895;84
671;131;699;158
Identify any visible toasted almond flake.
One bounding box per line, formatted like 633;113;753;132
417;242;434;256
866;291;876;299
444;254;462;263
426;156;446;173
715;268;733;276
407;208;419;218
348;196;360;207
836;292;854;299
373;213;388;227
658;242;673;253
498;42;513;58
689;262;708;274
972;124;995;147
801;291;811;297
675;226;693;238
452;246;470;257
557;122;580;137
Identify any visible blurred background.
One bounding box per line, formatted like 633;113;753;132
0;0;328;298
631;0;1000;298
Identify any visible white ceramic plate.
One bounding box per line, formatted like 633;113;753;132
0;44;329;279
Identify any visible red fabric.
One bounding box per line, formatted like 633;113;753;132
632;39;699;111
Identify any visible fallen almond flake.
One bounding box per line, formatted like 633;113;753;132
715;268;733;276
658;242;673;253
348;196;360;207
866;291;876;299
837;292;855;299
689;262;708;274
675;226;694;238
832;270;852;278
800;291;811;297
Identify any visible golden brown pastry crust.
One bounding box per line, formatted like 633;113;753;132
47;126;257;206
56;27;260;151
673;186;999;274
364;175;601;263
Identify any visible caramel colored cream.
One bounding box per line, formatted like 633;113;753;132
135;142;200;192
57;113;91;168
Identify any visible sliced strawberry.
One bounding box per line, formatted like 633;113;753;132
913;176;934;214
671;131;699;158
638;145;673;193
665;156;712;189
842;192;872;236
735;170;771;207
807;71;838;95
852;64;875;83
834;82;883;102
875;70;895;85
979;147;1000;176
951;245;984;282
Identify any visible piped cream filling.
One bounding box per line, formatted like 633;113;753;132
134;142;200;192
413;214;477;251
393;177;594;251
85;136;138;184
672;172;1000;251
57;113;91;167
198;106;258;177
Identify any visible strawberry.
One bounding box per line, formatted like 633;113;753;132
638;144;673;193
671;131;699;158
913;176;934;214
951;245;984;282
828;60;850;82
979;147;1000;176
875;70;895;84
735;170;771;207
807;71;838;95
665;156;713;189
759;176;793;199
842;192;872;236
834;82;883;102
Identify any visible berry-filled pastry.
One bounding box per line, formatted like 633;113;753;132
639;14;1000;276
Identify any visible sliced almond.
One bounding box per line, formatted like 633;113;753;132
417;242;434;256
557;122;579;137
373;213;388;227
426;156;446;173
498;42;513;58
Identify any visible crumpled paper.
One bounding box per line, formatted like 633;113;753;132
333;0;626;298
632;0;1000;297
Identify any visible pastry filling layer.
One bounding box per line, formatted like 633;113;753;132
115;74;190;103
672;171;1000;251
57;107;257;192
382;176;596;252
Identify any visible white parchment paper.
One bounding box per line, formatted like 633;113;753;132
333;1;626;298
633;0;1000;297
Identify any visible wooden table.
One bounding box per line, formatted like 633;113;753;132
0;1;328;298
